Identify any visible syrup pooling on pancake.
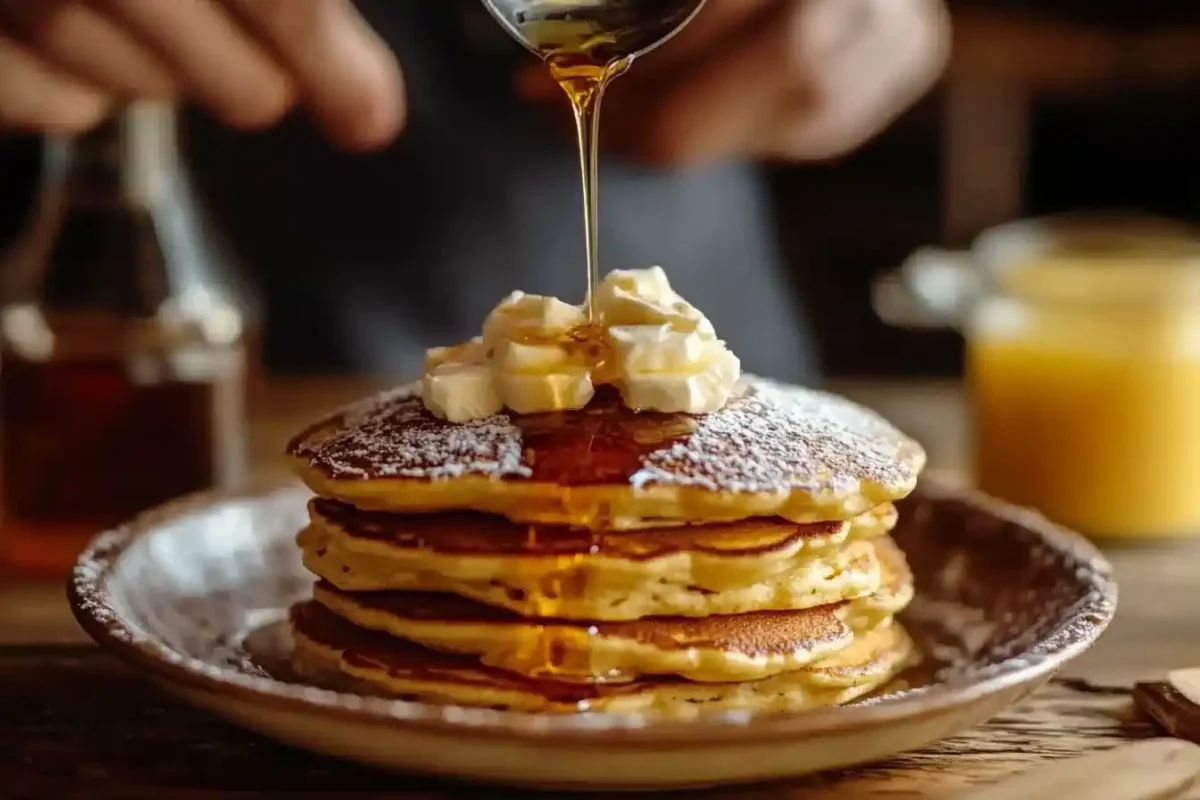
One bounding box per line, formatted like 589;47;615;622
288;379;926;527
308;537;912;684
290;601;915;716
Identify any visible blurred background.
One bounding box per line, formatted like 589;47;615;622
4;1;1200;381
779;0;1200;378
5;0;1200;584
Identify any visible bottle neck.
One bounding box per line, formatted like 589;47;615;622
48;102;181;207
19;102;199;317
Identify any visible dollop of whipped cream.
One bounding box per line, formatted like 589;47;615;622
421;267;741;422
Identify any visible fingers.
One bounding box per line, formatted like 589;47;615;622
0;0;407;146
760;0;949;159
607;7;797;165
601;0;949;165
515;0;774;105
629;0;776;84
99;0;294;130
0;30;109;133
225;0;405;151
0;0;175;98
514;0;789;163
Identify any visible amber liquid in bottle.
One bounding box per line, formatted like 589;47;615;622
0;104;250;575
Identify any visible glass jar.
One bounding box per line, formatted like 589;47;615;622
875;214;1200;541
0;102;254;575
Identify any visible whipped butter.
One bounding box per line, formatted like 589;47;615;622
421;267;740;421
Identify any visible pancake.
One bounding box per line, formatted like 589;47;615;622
301;498;895;615
290;601;915;716
309;537;913;684
288;378;926;529
842;537;914;631
309;498;897;559
301;524;883;621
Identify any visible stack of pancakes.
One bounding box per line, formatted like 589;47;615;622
286;378;926;716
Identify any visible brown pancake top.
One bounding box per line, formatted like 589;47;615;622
313;583;850;657
287;379;924;496
310;498;847;559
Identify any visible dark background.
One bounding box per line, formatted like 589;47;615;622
772;84;1200;379
776;0;1200;377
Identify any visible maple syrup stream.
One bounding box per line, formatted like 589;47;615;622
488;0;707;319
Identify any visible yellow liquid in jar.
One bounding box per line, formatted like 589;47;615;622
969;257;1200;539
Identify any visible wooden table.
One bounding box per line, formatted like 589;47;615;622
3;378;1199;798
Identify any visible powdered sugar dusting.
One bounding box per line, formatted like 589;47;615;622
73;526;137;641
290;382;532;481
341;384;420;428
290;378;922;494
631;380;923;495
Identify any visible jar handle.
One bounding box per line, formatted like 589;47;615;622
872;247;981;330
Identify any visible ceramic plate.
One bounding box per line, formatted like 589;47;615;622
69;480;1115;791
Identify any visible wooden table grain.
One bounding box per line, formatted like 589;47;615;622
2;378;1198;798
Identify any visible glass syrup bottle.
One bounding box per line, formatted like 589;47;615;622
0;102;254;575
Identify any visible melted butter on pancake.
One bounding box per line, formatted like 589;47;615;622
421;268;740;420
288;378;926;527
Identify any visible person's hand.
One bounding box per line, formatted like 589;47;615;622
518;0;949;165
0;0;405;150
